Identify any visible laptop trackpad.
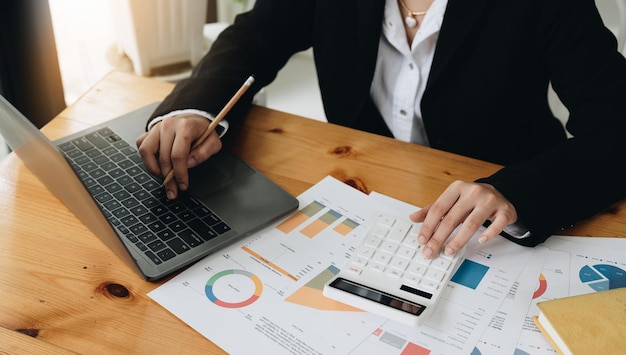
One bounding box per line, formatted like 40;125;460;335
187;149;254;196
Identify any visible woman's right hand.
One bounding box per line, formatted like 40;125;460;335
136;114;223;200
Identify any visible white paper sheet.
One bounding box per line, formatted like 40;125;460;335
149;176;615;354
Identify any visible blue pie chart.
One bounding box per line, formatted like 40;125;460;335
579;264;626;292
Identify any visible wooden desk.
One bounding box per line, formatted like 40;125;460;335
1;71;624;354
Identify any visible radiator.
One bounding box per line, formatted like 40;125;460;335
112;0;207;76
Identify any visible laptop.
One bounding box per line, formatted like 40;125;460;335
0;95;299;281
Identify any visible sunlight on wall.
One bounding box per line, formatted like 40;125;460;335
48;0;122;106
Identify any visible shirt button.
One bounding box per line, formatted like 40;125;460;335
408;63;415;70
399;109;407;116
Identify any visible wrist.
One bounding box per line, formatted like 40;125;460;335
147;109;229;137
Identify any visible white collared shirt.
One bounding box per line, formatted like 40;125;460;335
370;0;447;145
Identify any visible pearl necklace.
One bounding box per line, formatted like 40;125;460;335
398;0;427;28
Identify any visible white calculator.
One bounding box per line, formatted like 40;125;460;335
323;214;466;326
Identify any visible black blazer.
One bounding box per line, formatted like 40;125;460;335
151;0;626;245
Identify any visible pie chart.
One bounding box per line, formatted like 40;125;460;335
205;269;263;308
579;264;626;292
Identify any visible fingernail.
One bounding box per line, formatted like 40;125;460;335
445;246;455;256
166;190;175;200
423;247;433;258
187;157;197;168
418;235;427;245
479;234;488;243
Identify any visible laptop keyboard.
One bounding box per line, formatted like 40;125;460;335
57;127;231;266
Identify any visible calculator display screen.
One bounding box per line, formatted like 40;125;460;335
328;278;425;316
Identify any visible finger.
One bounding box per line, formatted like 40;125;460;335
170;130;195;192
157;126;176;179
159;143;178;200
417;186;461;246
443;208;491;255
478;214;510;244
443;196;516;254
422;202;472;258
138;128;179;200
135;131;148;147
136;131;162;176
409;205;430;223
160;172;179;199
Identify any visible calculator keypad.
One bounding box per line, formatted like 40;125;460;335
347;215;457;295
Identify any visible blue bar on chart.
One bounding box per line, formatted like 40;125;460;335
450;259;490;290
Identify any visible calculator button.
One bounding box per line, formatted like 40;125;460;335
420;279;439;290
363;235;382;248
388;220;411;242
408;263;427;276
439;251;456;261
425;269;445;282
432;258;452;271
390;257;410;271
351;256;369;267
373;252;392;265
397;245;416;259
370;225;389;238
408;224;419;239
381;241;399;254
356;245;376;259
369;263;385;272
413;253;432;266
377;215;396;228
386;269;403;278
403;236;420;248
403;274;421;285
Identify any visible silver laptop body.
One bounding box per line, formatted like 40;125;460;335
0;95;298;281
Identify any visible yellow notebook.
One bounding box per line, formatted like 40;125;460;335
533;287;626;355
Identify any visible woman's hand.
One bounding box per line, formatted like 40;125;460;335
410;180;518;258
136;114;222;199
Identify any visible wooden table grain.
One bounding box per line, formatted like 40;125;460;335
1;71;624;354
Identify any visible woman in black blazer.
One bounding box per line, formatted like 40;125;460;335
137;0;626;257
